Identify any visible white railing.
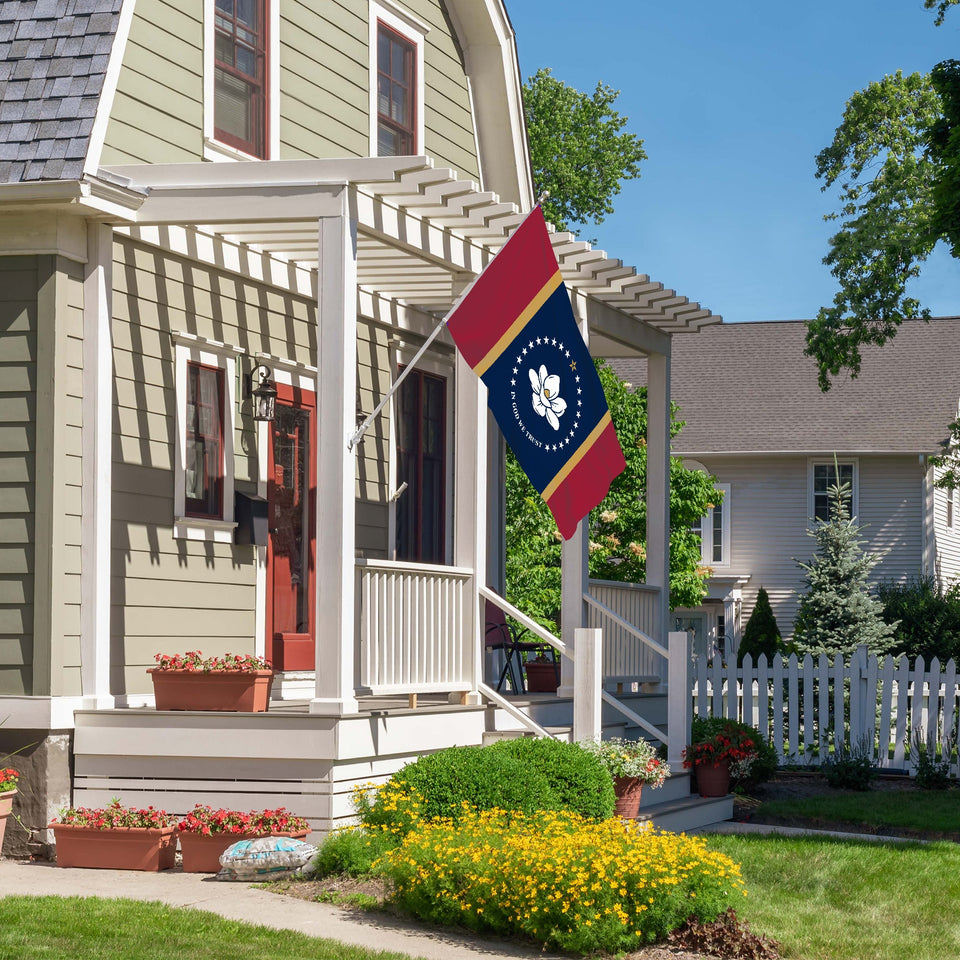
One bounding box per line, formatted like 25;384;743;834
692;648;960;775
586;580;666;679
356;559;474;695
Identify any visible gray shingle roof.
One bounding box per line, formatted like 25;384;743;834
0;0;121;183
613;318;960;455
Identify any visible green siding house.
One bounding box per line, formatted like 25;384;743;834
0;0;724;854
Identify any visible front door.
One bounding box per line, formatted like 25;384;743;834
267;385;316;671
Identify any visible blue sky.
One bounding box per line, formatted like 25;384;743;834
508;1;959;324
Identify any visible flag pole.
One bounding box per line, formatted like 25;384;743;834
346;193;550;452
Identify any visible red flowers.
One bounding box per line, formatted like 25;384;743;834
54;799;176;829
0;768;18;793
683;721;758;769
177;804;309;835
153;651;272;673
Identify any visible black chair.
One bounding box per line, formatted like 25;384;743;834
484;599;559;693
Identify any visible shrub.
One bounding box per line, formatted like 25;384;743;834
822;738;876;790
313;827;394;878
689;717;778;788
738;587;783;666
877;576;960;663
911;726;953;790
378;808;746;954
668;908;781;959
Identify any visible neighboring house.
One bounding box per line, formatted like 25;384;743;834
0;0;724;850
616;317;960;660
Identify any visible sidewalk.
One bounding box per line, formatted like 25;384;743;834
0;859;566;960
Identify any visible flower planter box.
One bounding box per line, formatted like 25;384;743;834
179;829;311;873
148;669;274;712
0;789;16;855
52;823;177;871
524;660;559;693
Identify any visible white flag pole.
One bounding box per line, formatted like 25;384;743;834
346;194;550;452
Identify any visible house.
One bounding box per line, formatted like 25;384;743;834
0;0;726;853
615;317;960;660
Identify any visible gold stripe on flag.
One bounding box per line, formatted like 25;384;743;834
472;269;564;377
542;411;613;503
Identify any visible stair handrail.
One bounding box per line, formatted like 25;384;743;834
583;591;667;660
478;585;569;660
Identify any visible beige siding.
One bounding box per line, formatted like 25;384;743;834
0;257;37;695
697;454;925;641
932;464;960;584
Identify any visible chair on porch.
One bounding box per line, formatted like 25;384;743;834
484;599;560;694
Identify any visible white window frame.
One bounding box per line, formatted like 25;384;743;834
693;483;731;569
808;457;859;524
386;337;454;563
173;333;243;542
369;1;428;157
203;0;280;162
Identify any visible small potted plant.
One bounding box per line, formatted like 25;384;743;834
683;720;758;797
148;651;274;712
581;737;668;818
177;805;311;872
524;653;559;693
0;768;18;854
51;799;178;871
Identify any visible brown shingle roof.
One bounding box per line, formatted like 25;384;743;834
613;318;960;455
0;0;121;183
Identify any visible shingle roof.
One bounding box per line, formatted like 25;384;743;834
0;0;121;182
613;318;960;455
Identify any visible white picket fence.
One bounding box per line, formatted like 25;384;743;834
691;647;960;775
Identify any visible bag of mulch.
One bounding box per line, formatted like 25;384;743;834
216;836;317;881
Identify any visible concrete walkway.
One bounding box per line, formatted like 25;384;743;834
0;859;566;960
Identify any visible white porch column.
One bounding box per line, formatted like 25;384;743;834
454;353;486;705
311;187;360;715
79;222;113;707
646;350;671;645
572;627;602;743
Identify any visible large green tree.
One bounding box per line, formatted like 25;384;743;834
505;362;721;633
806;6;959;390
522;68;646;234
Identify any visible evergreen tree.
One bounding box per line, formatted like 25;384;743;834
793;480;897;658
737;586;782;666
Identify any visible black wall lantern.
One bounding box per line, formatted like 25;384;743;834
249;363;278;422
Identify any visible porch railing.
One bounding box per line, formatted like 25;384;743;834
356;559;473;695
586;579;666;679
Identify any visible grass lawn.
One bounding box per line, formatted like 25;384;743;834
756;787;960;836
0;896;424;960
704;833;960;960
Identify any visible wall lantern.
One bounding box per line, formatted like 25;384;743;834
249;363;278;422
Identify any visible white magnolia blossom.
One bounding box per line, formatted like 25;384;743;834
529;364;567;431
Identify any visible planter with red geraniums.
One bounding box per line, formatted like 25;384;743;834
177;805;312;872
0;768;18;855
580;737;669;819
51;800;178;871
682;720;759;798
148;651;274;712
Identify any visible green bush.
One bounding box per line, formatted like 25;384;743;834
822;739;876;790
312;827;394;878
689;717;778;788
368;738;615;832
911;726;954;790
737;586;783;666
877;576;960;663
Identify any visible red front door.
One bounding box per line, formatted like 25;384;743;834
266;385;316;671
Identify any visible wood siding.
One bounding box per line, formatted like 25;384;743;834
101;0;481;181
696;455;924;641
0;257;38;695
932;464;960;584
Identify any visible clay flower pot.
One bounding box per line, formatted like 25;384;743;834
695;759;731;798
524;660;559;692
0;789;17;855
51;823;177;871
148;669;274;712
612;776;644;819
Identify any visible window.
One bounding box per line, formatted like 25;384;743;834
396;368;446;564
369;3;426;157
185;362;224;517
213;0;267;157
173;335;241;541
692;483;730;567
810;460;857;522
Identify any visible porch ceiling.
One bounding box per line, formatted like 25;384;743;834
101;157;721;356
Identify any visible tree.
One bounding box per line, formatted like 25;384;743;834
523;68;646;234
737;587;782;666
793;480;897;658
505;361;721;633
805;8;960;390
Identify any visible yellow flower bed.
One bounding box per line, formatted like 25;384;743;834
378;807;745;954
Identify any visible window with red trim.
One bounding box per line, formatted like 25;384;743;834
377;21;416;156
214;0;267;157
185;362;225;518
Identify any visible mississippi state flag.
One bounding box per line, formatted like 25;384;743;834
447;207;626;540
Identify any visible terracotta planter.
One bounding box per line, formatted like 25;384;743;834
148;669;274;712
52;823;177;871
613;776;644;819
179;829;311;873
695;759;731;798
0;789;17;855
524;660;559;693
